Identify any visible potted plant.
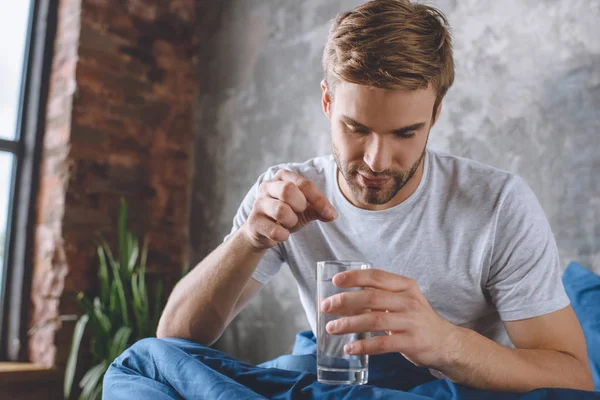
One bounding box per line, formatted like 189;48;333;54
64;199;165;400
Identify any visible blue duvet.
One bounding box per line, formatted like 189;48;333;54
103;262;600;399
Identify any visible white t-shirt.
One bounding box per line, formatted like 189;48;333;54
225;149;570;347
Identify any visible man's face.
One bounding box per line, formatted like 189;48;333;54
322;81;440;209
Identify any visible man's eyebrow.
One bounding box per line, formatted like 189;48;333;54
340;115;426;134
390;122;426;135
340;115;369;130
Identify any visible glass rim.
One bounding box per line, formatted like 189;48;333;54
317;260;371;267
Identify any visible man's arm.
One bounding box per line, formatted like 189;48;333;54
157;168;338;345
321;270;593;392
440;305;593;392
436;176;592;391
226;277;264;327
156;229;266;345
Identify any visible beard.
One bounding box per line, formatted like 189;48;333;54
333;144;426;206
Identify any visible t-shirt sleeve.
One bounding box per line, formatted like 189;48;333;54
223;166;286;285
486;176;570;321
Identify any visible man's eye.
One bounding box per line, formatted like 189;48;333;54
346;125;368;135
395;131;416;139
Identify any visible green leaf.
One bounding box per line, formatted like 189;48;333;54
139;267;148;316
132;270;149;338
143;272;152;334
68;198;174;398
78;361;108;400
140;236;148;271
86;300;111;361
109;326;132;361
98;235;117;271
78;294;108;352
141;274;150;336
64;314;89;399
127;234;139;275
110;261;129;327
88;383;103;400
130;272;142;337
97;246;110;307
108;281;121;327
92;297;111;334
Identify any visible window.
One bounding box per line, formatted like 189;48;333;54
0;0;31;299
0;154;14;292
0;0;56;361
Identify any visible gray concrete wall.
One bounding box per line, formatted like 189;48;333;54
190;0;600;364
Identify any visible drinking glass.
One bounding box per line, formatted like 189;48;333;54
317;260;372;385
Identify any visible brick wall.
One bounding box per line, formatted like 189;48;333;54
29;0;197;378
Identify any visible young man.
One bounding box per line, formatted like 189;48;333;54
104;0;593;396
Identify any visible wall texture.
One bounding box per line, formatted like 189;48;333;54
31;0;196;390
190;0;600;364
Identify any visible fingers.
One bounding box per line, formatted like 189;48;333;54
326;311;409;336
333;269;418;293
244;169;337;250
262;180;307;213
254;197;299;229
246;213;290;243
274;169;337;221
344;335;402;356
321;289;409;315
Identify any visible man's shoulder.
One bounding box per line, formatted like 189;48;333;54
428;150;533;209
430;149;524;187
431;150;509;177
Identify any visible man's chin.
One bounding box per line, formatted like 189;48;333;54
365;194;394;206
352;185;395;206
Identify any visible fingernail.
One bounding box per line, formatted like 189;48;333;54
344;343;354;354
326;320;336;333
326;207;338;220
321;298;331;312
335;273;346;285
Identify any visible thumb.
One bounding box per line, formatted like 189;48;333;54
309;206;339;223
292;207;338;233
302;207;321;224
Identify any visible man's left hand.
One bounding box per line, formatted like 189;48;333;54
321;268;462;370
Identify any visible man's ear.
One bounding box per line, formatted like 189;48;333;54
321;80;332;120
432;101;443;126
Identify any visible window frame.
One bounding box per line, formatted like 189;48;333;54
0;0;56;361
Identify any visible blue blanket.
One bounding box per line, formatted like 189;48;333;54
103;262;600;399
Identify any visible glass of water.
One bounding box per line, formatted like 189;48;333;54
317;260;372;385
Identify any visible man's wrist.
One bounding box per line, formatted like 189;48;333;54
235;225;270;255
438;324;471;376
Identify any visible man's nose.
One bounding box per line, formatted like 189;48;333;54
363;135;392;173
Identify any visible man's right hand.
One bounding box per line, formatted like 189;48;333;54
242;169;339;250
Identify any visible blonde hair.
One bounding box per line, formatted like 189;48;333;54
322;0;455;119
